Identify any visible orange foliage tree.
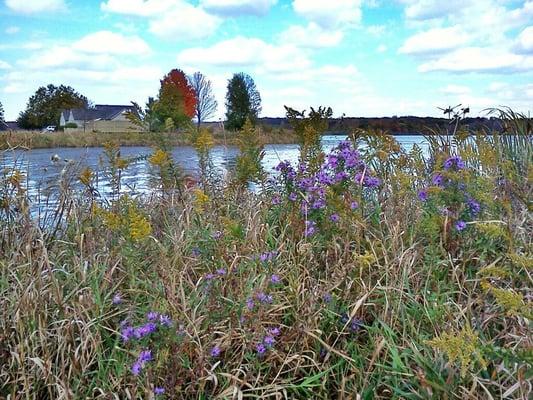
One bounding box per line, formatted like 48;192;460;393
154;69;196;129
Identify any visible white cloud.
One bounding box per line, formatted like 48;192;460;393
73;31;151;55
101;0;221;40
0;60;12;69
399;26;470;55
292;0;363;28
5;0;66;13
402;0;464;21
199;0;277;16
514;26;533;54
418;47;533;73
376;44;387;53
440;84;471;95
20;46;119;71
5;26;20;34
279;23;343;48
100;0;175;17
148;4;221;40
176;36;311;73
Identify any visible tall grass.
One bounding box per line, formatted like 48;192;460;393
0;110;531;399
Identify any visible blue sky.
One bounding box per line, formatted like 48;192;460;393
0;0;532;121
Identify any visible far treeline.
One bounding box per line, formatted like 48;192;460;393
5;69;262;132
257;115;514;135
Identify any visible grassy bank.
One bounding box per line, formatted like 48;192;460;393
0;128;298;150
0;114;531;398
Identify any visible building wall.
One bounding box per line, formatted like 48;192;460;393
65;120;141;133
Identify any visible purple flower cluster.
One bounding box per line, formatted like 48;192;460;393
210;345;221;357
131;349;152;376
121;312;172;343
443;155;465;170
273;141;380;237
340;314;363;333
258;251;277;263
256;326;281;356
112;293;123;305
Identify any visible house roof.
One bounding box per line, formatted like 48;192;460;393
0;121;19;131
62;104;136;122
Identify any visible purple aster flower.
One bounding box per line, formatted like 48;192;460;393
134;322;157;339
131;361;142;376
270;274;281;284
210;346;221;357
288;192;298;201
418;189;429;202
455;220;467;231
147;311;159;321
350;318;363;332
350;201;359;210
259;252;271;262
212;230;223;240
323;293;332;303
363;176;381;188
154;387;165;395
330;213;340;223
444;155;465;170
269;327;281;336
311;198;326;210
263;335;276;347
334;171;348;183
112;293;122;305
159;314;172;327
304;220;317;237
246;297;255;311
256;343;267;356
121;326;135;343
216;268;227;276
205;273;216;280
138;349;153;363
257;292;273;304
432;174;444;187
191;247;201;257
467;198;480;216
271;195;281;205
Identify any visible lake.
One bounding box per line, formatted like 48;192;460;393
2;135;429;208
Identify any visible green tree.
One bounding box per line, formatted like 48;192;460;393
126;97;162;132
234;118;265;186
225;72;261;131
18;84;88;129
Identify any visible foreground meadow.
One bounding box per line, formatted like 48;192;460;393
0;110;531;399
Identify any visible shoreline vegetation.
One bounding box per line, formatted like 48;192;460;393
1;108;531;399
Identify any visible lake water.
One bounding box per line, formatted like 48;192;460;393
2;135;429;207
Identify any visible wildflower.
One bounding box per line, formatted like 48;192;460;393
432;174;444;187
257;292;273;304
270;274;281;284
246;298;255;311
323;293;332;303
256;343;267;356
131;361;142;376
269;327;281;336
134;322;157;339
467;198;480;216
138;350;153;363
191;247;201;257
271;195;281;205
112;293;122;305
147;312;159;321
259;252;275;262
121;326;135;343
363;176;381;188
288;192;298;201
216;268;227;276
418;189;429;202
212;230;223;240
444;155;465;170
210;346;221;357
330;213;340;223
154;387;165;395
455;220;467;231
149;149;170;167
304;220;317;237
350;201;359;210
263;335;276;347
159;314;172;327
128;209;152;242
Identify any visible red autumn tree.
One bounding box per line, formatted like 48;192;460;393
154;69;197;129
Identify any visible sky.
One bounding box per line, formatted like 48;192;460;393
0;0;532;121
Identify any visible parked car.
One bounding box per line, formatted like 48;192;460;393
42;125;56;132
